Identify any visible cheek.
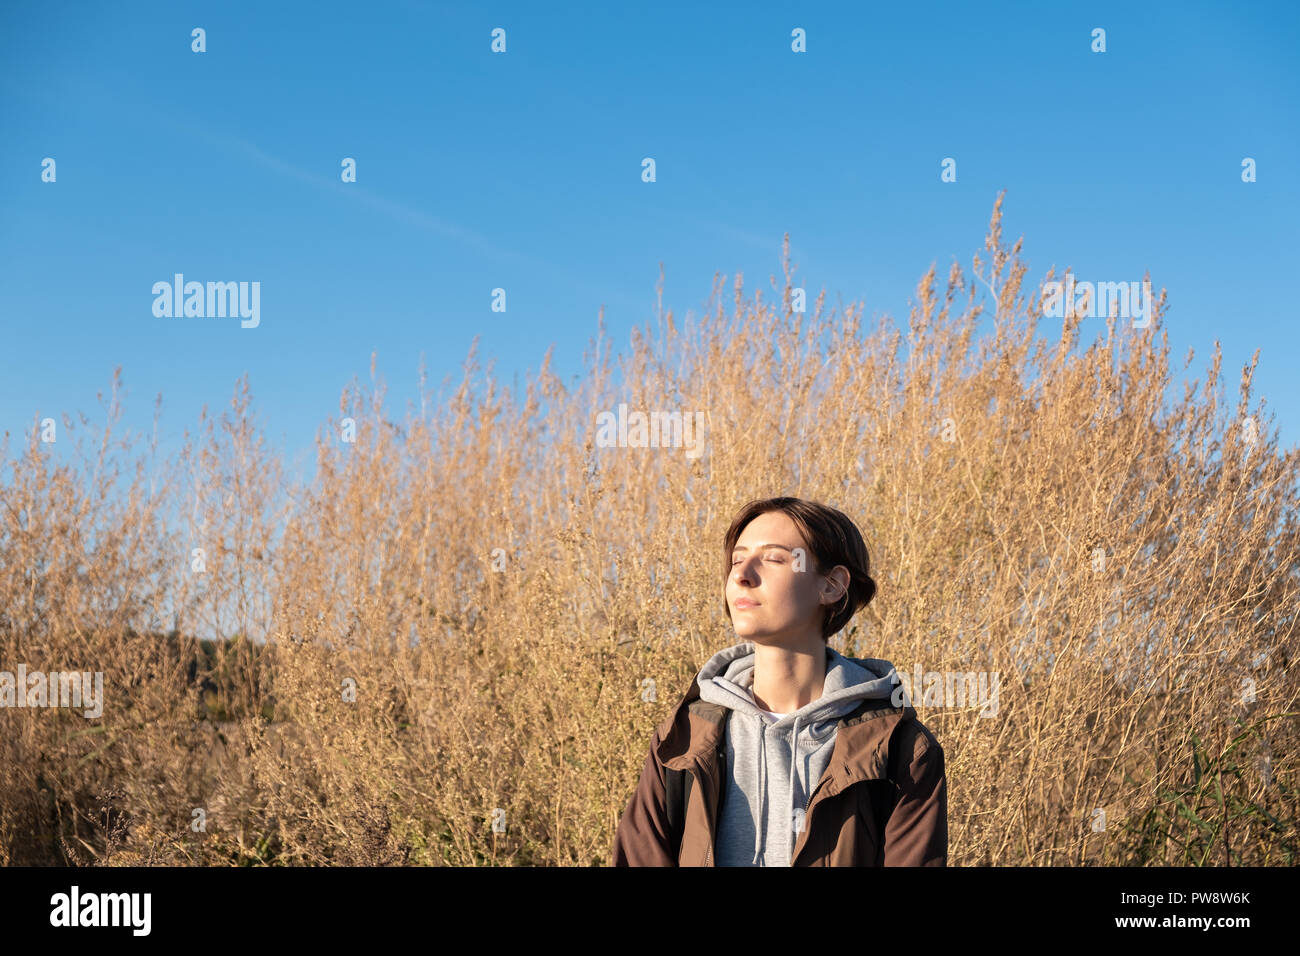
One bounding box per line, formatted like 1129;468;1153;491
773;570;815;609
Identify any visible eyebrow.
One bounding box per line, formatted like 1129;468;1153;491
732;543;795;554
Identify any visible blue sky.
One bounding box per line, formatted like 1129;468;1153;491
3;0;1298;489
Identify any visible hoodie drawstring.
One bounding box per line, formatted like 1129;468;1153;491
789;715;802;862
751;725;765;864
751;714;804;866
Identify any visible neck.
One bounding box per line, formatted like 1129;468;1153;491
750;638;827;714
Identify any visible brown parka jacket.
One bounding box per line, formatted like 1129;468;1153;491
610;657;948;866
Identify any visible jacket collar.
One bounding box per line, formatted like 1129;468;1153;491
655;659;911;791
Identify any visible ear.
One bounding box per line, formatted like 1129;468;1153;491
822;566;850;603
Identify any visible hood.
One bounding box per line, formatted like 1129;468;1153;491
695;641;902;864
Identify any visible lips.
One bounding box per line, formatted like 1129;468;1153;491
734;599;759;610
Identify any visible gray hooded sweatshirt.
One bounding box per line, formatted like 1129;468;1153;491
695;641;903;866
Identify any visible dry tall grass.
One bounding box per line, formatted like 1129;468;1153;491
2;194;1296;865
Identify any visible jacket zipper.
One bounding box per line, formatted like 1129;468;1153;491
705;749;722;866
705;762;715;866
681;763;716;867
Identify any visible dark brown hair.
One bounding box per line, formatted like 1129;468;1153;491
722;497;878;641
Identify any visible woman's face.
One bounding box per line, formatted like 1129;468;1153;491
726;511;835;644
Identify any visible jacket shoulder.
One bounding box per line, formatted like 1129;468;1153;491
897;713;942;759
877;712;947;866
652;673;735;768
888;713;945;789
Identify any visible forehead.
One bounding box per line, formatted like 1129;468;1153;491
734;510;804;546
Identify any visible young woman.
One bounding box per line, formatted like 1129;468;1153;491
611;496;947;866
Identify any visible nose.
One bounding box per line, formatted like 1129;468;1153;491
732;556;757;586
